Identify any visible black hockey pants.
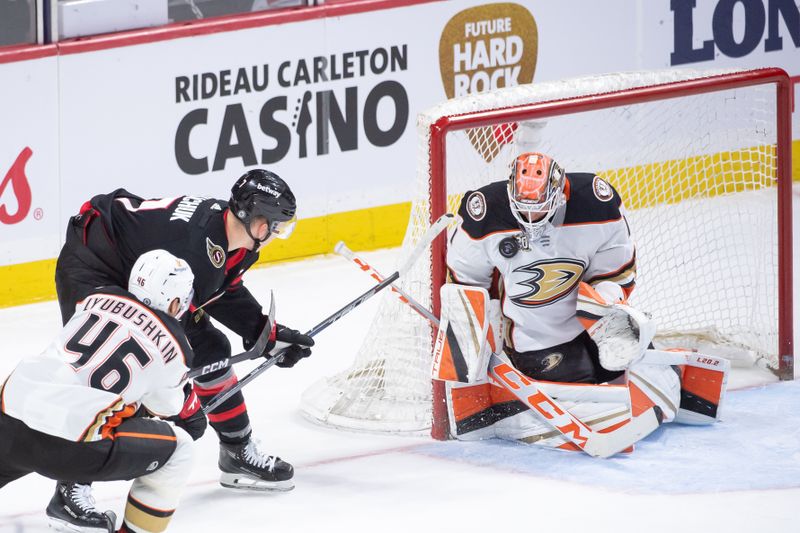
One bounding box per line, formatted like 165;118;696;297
507;331;624;384
0;411;176;488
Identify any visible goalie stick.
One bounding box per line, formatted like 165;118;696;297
336;250;663;457
488;353;663;458
334;241;438;325
202;213;455;414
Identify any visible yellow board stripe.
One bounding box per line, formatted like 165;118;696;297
0;202;412;309
257;201;411;264
1;139;798;309
598;144;780;210
0;259;57;308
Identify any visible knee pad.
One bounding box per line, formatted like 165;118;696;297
134;426;195;494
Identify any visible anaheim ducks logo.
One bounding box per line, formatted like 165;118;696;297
592;176;614;202
466;191;487;221
509;258;585;307
540;352;564;373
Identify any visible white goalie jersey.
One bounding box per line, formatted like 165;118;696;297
446;174;636;352
1;289;193;442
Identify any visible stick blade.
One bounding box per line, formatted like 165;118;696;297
398;213;454;274
247;290;276;360
584;406;663;458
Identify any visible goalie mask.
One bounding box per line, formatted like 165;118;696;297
230;169;297;244
507;152;566;238
129;249;195;319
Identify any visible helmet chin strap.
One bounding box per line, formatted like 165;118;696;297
242;218;275;251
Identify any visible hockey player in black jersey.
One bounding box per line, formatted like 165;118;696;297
54;169;313;505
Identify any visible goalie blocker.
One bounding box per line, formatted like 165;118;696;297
432;283;729;453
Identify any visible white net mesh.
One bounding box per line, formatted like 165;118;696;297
300;68;785;434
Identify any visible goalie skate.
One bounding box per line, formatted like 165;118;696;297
219;439;294;492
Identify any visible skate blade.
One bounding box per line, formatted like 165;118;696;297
219;472;295;492
47;511;117;533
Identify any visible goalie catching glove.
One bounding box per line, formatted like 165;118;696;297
576;281;656;371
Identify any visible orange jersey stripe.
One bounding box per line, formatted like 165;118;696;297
561;216;622;227
116;431;177;442
459;225;520;242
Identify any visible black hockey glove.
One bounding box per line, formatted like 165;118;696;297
267;324;314;368
167;384;207;441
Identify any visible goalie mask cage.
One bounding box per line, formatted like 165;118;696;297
301;67;794;438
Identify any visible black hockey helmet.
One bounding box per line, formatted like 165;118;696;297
229;169;297;243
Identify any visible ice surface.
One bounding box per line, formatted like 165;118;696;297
1;188;799;532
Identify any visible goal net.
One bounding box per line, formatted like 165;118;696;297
300;68;794;437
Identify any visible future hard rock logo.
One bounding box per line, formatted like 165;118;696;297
438;3;538;163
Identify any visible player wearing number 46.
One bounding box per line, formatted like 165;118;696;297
51;170;314;524
0;250;196;533
439;152;729;448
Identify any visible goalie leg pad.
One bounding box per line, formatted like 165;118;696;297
445;380;632;450
676;354;730;425
432;284;500;384
636;350;729;425
627;363;681;424
446;379;631;441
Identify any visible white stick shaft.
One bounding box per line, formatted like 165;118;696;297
398;213;454;275
203;214;453;414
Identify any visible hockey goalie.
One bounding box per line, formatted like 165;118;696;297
432;151;729;454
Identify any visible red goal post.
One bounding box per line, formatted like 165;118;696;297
429;67;794;438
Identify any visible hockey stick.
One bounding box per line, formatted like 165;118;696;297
334;241;439;326
202;214;455;414
186;293;276;380
488;353;663;458
336;250;662;457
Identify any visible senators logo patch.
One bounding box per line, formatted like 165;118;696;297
206;237;225;269
508;258;585;307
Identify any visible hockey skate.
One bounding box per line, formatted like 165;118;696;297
45;482;116;533
218;438;294;492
